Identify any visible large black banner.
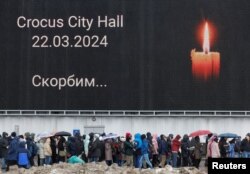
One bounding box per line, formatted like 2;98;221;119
0;0;250;110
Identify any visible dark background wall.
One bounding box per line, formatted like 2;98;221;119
0;0;250;110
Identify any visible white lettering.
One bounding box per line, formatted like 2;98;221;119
85;78;95;87
32;75;41;87
212;162;218;169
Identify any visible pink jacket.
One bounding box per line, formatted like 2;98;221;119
152;134;158;154
207;141;220;158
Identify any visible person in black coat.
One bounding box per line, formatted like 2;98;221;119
240;133;250;158
0;132;9;170
67;137;77;157
181;134;190;167
88;134;101;162
57;136;66;162
158;134;167;167
50;137;57;164
219;137;229;158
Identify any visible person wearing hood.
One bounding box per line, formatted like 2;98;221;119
6;132;19;171
171;134;181;168
44;138;52;165
181;134;190;167
207;135;220;158
123;132;134;167
240;133;250;158
134;133;142;168
138;134;153;169
152;134;159;167
17;141;30;169
193;136;202;168
0;132;9;170
88;134;101;162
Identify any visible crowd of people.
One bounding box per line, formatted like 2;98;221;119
0;131;250;172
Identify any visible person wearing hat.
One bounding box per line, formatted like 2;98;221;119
123;132;134;167
240;133;250;158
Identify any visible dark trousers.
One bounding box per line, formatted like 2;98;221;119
182;157;189;166
193;158;201;169
152;154;159;167
6;160;17;171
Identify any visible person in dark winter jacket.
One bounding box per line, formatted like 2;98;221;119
219;137;229;158
158;134;167;167
67;137;77;157
17;141;31;169
138;134;153;169
172;134;181;168
88;134;101;162
146;132;153;160
57;136;66;162
74;133;84;156
193;136;202;169
123;132;134;167
6;132;19;171
26;136;38;166
50;137;57;164
241;133;250;158
0;132;9;170
181;134;190;166
166;134;173;165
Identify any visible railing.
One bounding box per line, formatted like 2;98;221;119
0;110;250;117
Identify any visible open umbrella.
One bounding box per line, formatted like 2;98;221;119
36;132;53;140
54;131;71;136
102;133;119;140
189;130;212;137
218;133;240;138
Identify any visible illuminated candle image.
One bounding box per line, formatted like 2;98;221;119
191;22;220;81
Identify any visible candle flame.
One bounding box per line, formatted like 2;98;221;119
203;22;210;54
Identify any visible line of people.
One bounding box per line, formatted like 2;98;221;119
1;131;250;172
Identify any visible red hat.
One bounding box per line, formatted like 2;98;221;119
126;132;132;139
175;134;181;140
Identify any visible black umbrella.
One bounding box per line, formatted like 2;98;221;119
54;131;71;136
